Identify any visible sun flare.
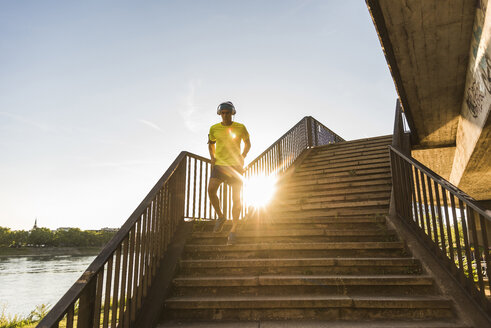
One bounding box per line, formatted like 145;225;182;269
243;174;277;208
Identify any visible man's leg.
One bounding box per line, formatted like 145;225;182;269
208;177;223;218
208;177;227;232
227;182;242;244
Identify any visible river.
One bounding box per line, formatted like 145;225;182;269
0;255;96;317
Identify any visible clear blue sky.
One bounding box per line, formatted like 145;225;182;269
0;0;397;230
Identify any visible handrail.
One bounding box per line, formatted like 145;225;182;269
389;144;491;313
246;117;307;169
38;151;210;327
38;150;187;327
245;116;344;174
38;115;343;327
390;146;490;219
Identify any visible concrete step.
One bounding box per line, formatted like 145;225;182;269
276;191;391;206
295;157;390;173
282;172;392;188
262;216;389;230
297;157;389;172
278;177;392;194
269;216;387;224
289;167;391;182
184;241;405;252
305;152;390;168
189;222;387;234
190;217;388;233
272;207;389;220
311;141;389;156
300;153;390;169
271;199;390;212
157;320;470;328
311;135;392;152
163;295;454;321
171;274;436;297
189;229;398;245
178;257;423;276
276;185;391;201
182;241;407;260
306;148;390;164
293;162;391;177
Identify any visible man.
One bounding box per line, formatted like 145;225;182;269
208;101;251;245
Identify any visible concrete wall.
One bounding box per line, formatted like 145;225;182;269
449;0;491;200
412;146;456;181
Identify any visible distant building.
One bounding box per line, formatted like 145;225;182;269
100;227;118;233
57;227;73;232
32;219;38;230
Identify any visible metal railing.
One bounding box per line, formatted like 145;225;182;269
37;116;343;327
390;146;491;311
37;152;209;328
242;116;343;215
245;116;344;177
390;101;491;312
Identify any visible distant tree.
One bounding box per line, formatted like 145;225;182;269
84;230;98;246
13;230;29;246
54;229;70;246
53;228;84;246
0;226;13;246
28;227;55;246
1;226;117;248
99;230;116;245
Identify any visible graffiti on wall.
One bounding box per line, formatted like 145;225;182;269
466;81;485;118
480;52;491;94
464;1;491;118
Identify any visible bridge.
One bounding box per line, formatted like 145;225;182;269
38;1;491;327
366;0;491;202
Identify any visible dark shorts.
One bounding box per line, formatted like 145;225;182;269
210;165;243;186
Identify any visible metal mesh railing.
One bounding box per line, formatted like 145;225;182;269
245;116;344;177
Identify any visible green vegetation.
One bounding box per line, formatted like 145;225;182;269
415;213;486;283
0;226;116;248
1;300;124;328
0;304;49;328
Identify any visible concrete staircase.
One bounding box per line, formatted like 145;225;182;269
157;135;469;327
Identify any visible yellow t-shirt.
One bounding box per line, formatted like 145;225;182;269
209;122;250;166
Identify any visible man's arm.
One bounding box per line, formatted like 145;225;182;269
208;142;216;165
242;138;251;159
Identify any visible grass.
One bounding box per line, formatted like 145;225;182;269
0;302;117;328
0;304;50;328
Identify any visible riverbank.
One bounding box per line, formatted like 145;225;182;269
0;246;103;257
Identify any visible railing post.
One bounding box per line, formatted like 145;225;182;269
392;99;411;156
277;142;282;172
313;120;318;146
306;117;313;148
182;158;188;220
77;275;97;328
223;185;228;219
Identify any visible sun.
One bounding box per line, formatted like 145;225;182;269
243;174;277;209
